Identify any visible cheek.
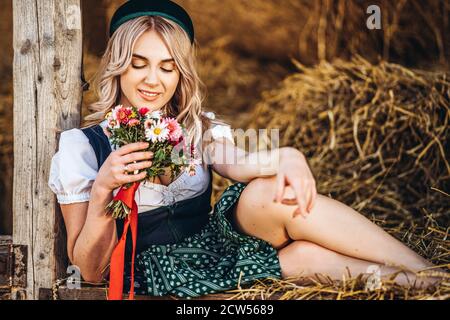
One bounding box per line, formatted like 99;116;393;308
167;74;180;92
119;73;132;91
121;68;142;85
120;73;143;97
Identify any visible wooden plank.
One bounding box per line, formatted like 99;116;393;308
39;286;251;300
13;0;83;299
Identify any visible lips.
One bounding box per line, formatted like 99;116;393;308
138;89;162;101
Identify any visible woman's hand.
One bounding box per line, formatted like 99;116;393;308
273;148;317;218
94;142;154;193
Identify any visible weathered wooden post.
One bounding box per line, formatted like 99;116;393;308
12;0;83;299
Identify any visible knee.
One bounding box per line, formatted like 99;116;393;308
279;240;325;278
238;177;272;211
245;176;274;193
287;240;322;256
281;240;328;264
237;177;297;227
244;176;296;206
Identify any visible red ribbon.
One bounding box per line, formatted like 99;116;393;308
108;181;140;300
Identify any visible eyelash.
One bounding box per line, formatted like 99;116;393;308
132;65;173;73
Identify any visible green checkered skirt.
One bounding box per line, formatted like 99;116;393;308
134;183;282;298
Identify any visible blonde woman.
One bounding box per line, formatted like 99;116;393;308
48;0;444;299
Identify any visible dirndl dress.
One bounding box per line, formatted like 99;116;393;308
81;125;282;299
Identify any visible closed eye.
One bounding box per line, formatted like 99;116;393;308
132;65;174;73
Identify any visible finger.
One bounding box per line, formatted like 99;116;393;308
309;184;318;212
305;186;313;214
306;182;317;213
121;170;147;183
124;161;153;172
292;182;307;218
121;151;154;164
274;174;285;203
116;142;149;156
281;198;298;206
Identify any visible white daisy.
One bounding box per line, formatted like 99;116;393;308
145;121;169;143
146;110;162;120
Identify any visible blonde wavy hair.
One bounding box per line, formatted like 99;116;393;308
82;16;218;159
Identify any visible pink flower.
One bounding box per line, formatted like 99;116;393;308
138;107;150;117
114;106;132;125
144;118;155;130
163;118;183;142
127;119;140;127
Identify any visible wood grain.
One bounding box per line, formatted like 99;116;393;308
12;0;83;299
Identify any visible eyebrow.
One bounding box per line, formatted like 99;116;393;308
132;53;174;63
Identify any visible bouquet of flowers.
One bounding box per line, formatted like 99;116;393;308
103;105;199;219
104;105;202;300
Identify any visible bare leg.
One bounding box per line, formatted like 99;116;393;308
278;240;441;289
232;176;443;275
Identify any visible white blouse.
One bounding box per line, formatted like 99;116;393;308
48;112;234;213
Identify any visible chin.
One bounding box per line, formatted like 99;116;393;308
134;101;161;110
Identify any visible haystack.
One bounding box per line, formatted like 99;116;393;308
224;57;450;299
249;57;449;223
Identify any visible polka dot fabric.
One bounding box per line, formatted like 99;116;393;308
132;183;282;298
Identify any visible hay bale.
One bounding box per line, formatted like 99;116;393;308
249;57;449;223
226;213;450;300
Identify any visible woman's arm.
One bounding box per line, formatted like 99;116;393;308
209;138;317;216
75;182;117;282
208;138;301;183
62;182;117;283
57;141;153;283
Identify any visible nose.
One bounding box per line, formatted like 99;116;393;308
144;68;159;85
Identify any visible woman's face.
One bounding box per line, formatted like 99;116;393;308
119;30;180;112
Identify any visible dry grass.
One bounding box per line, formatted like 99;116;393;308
249;57;449;223
215;211;449;300
214;57;450;300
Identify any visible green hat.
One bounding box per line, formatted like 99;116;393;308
109;0;195;44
